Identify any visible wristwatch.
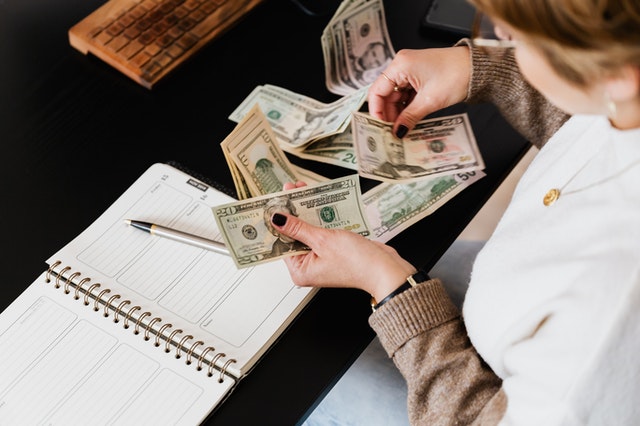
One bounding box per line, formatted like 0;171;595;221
370;270;430;312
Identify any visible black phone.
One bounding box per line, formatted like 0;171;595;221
289;0;343;17
421;0;477;36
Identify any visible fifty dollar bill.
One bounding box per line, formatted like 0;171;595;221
352;111;485;183
363;171;485;243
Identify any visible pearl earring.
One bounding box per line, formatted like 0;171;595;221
605;92;617;118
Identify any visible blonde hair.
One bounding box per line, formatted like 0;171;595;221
469;0;640;86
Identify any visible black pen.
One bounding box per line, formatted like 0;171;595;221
125;219;229;256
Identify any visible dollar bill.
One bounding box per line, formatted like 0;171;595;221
221;145;252;200
322;0;395;95
282;125;358;170
221;104;300;199
228;84;367;147
213;175;370;268
291;164;329;185
352;111;485;183
363;171;485;243
288;147;358;170
298;125;354;152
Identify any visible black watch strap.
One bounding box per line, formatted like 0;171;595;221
370;270;430;312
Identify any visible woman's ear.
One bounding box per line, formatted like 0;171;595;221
604;65;640;128
606;65;640;103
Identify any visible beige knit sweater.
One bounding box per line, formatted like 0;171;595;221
368;41;569;425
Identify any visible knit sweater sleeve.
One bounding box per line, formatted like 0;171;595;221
456;39;569;149
369;279;506;425
366;44;572;424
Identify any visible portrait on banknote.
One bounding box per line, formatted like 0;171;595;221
352;111;485;183
262;196;310;256
362;130;428;180
343;4;395;86
348;39;393;85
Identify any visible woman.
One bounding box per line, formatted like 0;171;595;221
275;0;640;424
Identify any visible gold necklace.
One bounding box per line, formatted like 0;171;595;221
541;127;615;208
543;156;640;206
542;188;561;206
543;163;588;206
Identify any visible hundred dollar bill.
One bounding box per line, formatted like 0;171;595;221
221;104;300;199
363;170;485;243
229;84;367;147
213;175;370;268
352;111;485;183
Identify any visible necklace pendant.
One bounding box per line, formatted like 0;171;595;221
543;188;561;206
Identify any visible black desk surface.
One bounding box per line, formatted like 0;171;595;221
0;0;528;424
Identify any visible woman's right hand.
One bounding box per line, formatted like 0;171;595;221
368;46;472;138
270;212;417;304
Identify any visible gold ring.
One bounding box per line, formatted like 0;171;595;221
381;72;399;92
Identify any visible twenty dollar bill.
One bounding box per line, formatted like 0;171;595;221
229;84;367;147
213;175;370;268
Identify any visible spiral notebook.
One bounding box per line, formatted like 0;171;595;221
0;162;315;424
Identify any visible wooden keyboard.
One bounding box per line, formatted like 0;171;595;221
69;0;264;89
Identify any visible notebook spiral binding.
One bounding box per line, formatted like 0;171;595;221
45;260;236;382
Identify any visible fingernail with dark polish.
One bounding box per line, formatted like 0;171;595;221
395;125;408;139
272;213;287;227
